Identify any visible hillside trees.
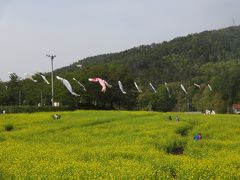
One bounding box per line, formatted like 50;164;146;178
1;26;240;112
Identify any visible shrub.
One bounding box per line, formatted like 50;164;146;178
175;124;193;136
165;139;186;155
4;124;14;131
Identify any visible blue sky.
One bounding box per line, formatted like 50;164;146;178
0;0;240;81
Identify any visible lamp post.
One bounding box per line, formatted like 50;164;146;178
46;54;56;106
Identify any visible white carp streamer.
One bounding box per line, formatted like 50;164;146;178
134;82;142;93
149;83;157;93
208;84;213;91
194;83;200;89
165;82;171;98
180;84;188;94
73;78;86;91
24;73;37;83
56;76;80;96
118;81;127;94
40;74;50;84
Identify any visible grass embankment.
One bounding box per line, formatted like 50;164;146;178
0;111;240;179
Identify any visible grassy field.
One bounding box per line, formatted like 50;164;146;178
0;110;240;179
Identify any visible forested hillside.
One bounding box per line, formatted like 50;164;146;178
1;26;240;113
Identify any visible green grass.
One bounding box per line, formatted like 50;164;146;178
0;110;240;179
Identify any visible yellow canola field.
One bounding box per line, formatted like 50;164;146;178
0;111;240;179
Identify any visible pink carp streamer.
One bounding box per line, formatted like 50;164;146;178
89;77;112;93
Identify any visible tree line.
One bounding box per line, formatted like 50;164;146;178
1;26;240;113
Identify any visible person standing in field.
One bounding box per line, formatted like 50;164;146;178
176;116;180;122
194;133;202;141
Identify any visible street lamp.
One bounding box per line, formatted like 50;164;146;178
46;54;56;106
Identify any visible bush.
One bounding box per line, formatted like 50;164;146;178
165;139;186;155
4;124;14;131
175;124;193;136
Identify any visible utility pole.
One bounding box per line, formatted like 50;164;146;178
46;54;56;106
